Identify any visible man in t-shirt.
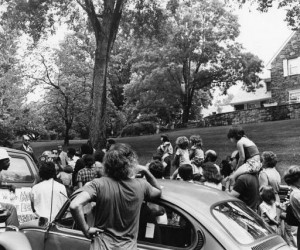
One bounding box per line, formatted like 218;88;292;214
70;143;161;250
228;173;259;210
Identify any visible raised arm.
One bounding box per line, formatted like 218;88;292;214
136;165;161;199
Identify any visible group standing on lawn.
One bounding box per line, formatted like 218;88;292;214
1;125;300;249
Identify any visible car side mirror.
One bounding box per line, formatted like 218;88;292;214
38;217;49;227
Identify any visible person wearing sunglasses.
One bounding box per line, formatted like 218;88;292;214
18;135;38;164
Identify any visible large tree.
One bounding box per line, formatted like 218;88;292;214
126;0;263;124
1;0;165;148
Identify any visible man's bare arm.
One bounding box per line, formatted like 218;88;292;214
137;165;162;198
70;191;95;238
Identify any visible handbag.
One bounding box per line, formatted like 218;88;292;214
285;204;300;226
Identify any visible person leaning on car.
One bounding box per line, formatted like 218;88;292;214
0;148;19;227
70;143;162;250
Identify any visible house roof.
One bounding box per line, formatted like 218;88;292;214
230;81;272;105
266;31;296;69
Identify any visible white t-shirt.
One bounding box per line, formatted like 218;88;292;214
259;201;277;222
176;148;191;166
30;179;68;221
67;155;80;169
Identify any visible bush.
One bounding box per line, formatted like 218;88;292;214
134;114;159;123
120;122;156;137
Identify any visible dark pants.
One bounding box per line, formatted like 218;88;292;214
0;202;19;227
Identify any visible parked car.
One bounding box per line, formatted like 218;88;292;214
0;147;39;188
0;207;32;250
0;147;40;224
20;180;291;250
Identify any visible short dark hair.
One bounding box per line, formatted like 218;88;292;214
152;153;162;161
161;134;169;142
148;160;164;179
189;135;203;149
176;136;189;149
39;162;56;180
220;160;232;178
204;150;218;163
260;186;276;205
261;151;277;168
178;164;193;181
83;154;95;167
80;144;94;155
104;143;137;180
94;150;105;163
284;165;300;186
227;125;245;140
67;148;76;156
107;138;116;145
202;162;222;184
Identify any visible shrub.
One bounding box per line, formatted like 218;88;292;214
120;122;156;137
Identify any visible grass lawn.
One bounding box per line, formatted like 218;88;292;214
14;119;300;180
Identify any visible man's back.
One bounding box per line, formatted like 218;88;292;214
83;177;152;249
233;173;259;210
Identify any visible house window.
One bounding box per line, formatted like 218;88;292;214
283;57;300;76
289;89;300;104
266;81;271;92
234;104;244;111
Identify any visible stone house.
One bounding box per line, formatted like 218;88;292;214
230;79;272;111
230;31;300;111
269;31;300;105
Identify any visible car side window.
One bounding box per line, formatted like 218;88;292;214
138;201;194;248
56;202;95;231
1;156;34;183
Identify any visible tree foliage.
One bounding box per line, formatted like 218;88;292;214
0;22;27;143
124;0;263;124
23;32;93;145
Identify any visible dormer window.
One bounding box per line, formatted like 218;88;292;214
283;57;300;76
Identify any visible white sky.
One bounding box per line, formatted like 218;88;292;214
234;4;293;70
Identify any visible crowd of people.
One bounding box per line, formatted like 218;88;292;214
151;125;299;249
1;125;300;249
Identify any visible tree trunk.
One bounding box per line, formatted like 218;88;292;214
182;105;190;124
64;123;71;146
85;0;124;150
89;38;108;150
181;91;193;124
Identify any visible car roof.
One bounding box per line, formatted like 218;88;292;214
1;147;24;154
0;146;35;161
158;179;238;209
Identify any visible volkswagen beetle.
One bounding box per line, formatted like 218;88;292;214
20;180;291;250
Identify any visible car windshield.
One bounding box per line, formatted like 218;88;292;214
212;201;273;244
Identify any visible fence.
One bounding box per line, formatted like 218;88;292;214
203;103;300;126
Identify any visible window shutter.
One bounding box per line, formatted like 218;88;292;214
283;59;288;77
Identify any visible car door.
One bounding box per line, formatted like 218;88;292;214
43;201;90;250
137;201;225;250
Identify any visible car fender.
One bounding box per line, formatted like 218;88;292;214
0;231;32;250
